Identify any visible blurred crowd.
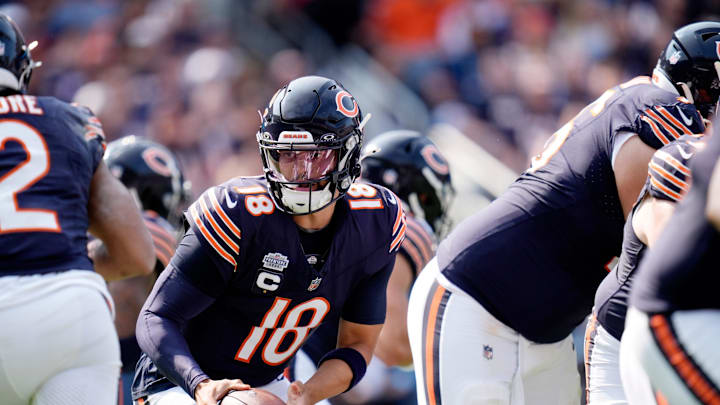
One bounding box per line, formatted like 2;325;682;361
9;0;720;200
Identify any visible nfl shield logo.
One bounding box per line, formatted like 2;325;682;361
483;345;493;360
307;277;322;291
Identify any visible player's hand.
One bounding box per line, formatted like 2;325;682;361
286;381;311;405
194;378;250;405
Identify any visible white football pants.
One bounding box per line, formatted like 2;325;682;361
0;270;120;405
584;313;627;404
407;258;581;405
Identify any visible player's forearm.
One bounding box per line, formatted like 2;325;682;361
136;267;216;396
303;358;354;402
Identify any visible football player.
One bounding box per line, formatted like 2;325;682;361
620;120;720;405
132;76;405;405
407;21;719;405
0;14;155;405
292;130;454;404
103;136;190;405
586;134;704;404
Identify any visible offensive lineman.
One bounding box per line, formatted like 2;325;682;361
407;21;719;405
586;134;705;404
620;116;720;405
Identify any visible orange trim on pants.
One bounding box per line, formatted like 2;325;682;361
584;313;598;404
424;284;447;405
650;314;720;405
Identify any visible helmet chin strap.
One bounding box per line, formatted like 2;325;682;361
358;113;372;131
677;82;694;104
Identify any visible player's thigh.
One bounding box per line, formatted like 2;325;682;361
521;333;581;405
32;363;119;405
585;319;627;405
0;275;119;401
417;274;520;405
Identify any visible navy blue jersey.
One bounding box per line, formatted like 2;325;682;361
439;78;705;343
594;135;700;340
301;212;435;365
133;177;404;397
631;129;720;313
0;95;105;275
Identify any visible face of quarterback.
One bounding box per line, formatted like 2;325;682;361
274;149;338;191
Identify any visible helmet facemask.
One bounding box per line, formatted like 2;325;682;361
258;129;361;215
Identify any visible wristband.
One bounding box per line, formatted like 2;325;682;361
318;347;367;392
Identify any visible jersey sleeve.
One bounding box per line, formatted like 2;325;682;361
385;188;407;255
647;135;702;202
183;186;243;279
66;103;107;172
400;216;436;277
637;101;704;149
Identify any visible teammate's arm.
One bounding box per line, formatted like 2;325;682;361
87;161;154;280
633;196;678;246
613;135;657;218
705;157;720;231
373;254;414;366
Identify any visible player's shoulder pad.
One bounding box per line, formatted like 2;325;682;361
143;210;178;269
346;182;407;254
647;134;704;202
400;214;437;276
636;92;704;150
44;98;107;169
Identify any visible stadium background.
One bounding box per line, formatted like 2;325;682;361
7;0;720;403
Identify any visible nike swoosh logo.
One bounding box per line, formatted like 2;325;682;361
676;106;694;127
676;144;694;160
224;189;237;208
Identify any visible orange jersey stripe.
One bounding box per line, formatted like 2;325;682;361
392;205;404;234
649;176;682;201
424;285;447;405
656;106;693;135
654;149;691;176
649;161;688;190
390;221;407;253
650;315;720;405
208;190;242;239
189;205;236;267
646;109;681;140
199;196;239;254
641;116;671;145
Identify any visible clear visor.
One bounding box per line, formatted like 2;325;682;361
265;148;338;186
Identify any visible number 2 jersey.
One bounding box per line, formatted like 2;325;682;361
0;95;105;275
438;78;705;343
133;176;405;398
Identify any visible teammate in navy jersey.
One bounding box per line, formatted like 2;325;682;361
293;130;453;404
103;136;189;405
620;120;720;405
0;14;155;405
585;134;704;404
407;21;719;405
132;76;406;405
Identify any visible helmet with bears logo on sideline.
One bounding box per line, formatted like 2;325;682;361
104;136;190;226
0;13;41;95
257;75;367;215
656;21;720;117
360;130;455;238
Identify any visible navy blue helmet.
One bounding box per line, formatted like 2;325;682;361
257;76;366;214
